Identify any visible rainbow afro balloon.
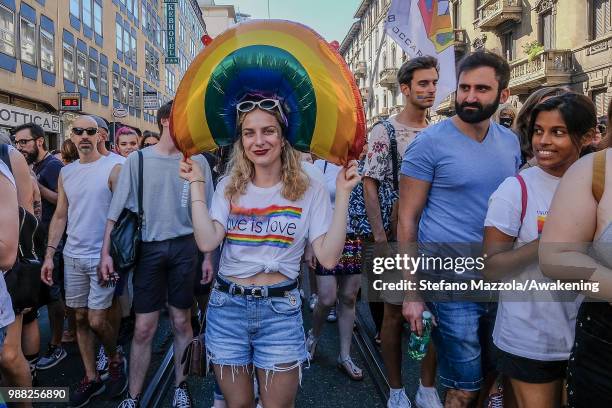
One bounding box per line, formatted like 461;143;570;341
170;20;366;165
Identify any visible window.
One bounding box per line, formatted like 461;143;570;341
131;34;136;64
452;1;460;28
540;11;554;49
592;0;611;39
83;0;92;27
76;50;87;87
128;81;134;106
93;2;102;36
63;42;74;81
89;56;98;92
592;89;608;117
155;20;161;46
142;3;147;31
70;0;79;19
116;22;123;52
112;71;119;99
40;28;55;72
120;76;127;104
134;81;141;108
0;6;15;56
501;31;514;61
20;18;36;65
100;64;108;96
123;27;130;57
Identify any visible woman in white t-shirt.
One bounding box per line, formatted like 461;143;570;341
483;93;597;407
180;96;360;407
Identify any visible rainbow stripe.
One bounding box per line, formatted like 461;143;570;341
170;20;365;165
226;232;294;248
230;204;302;219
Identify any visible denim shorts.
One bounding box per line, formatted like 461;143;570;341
427;301;497;391
205;276;308;377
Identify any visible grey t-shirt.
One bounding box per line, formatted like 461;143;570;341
107;148;213;242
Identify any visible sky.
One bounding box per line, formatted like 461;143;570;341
217;0;362;43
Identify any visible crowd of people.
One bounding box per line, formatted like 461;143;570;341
0;49;610;408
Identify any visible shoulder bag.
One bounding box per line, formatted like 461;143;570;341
110;150;143;273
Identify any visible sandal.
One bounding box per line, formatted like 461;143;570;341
337;356;364;381
305;329;319;361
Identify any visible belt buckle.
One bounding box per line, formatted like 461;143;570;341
232;285;245;296
251;287;264;298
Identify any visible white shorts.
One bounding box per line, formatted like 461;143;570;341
64;256;114;310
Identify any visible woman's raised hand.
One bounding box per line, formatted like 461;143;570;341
179;157;205;182
336;160;361;194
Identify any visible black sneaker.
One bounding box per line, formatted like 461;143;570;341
36;344;67;370
69;376;105;408
172;381;192;408
106;355;128;397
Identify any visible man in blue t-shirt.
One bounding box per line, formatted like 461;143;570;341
398;51;521;407
13;123;67;374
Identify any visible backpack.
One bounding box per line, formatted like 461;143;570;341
0;144;42;312
348;120;399;237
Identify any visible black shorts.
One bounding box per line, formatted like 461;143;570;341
495;345;567;383
133;235;197;313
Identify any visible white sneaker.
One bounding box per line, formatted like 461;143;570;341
415;382;443;408
308;294;318;311
388;388;411;408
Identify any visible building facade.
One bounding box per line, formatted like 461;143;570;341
0;0;206;149
340;0;403;128
198;0;237;37
341;0;612;125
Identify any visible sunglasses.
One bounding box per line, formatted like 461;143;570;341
72;127;98;136
597;125;607;134
236;99;288;127
143;143;155;147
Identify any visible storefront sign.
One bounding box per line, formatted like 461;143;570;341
0;103;61;133
59;92;82;111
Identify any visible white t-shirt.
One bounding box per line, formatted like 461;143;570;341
0;160;16;329
62;155;120;258
313;160;341;209
485;166;580;361
105;151;126;166
209;173;333;280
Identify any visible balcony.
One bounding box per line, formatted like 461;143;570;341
477;0;522;31
355;61;367;78
453;29;469;53
359;86;370;102
379;67;398;89
435;93;455;116
508;50;573;94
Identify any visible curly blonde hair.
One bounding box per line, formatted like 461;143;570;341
223;109;309;202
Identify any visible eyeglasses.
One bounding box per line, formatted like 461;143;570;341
13;138;36;146
72;127;98;136
236;99;288;126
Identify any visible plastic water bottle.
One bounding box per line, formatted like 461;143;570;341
407;311;433;360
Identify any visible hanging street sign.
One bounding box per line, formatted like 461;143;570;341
165;1;177;64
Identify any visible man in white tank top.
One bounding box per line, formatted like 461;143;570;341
40;115;127;407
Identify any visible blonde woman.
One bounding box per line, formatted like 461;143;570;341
180;95;360;407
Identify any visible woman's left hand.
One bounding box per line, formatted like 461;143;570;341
336;160;361;195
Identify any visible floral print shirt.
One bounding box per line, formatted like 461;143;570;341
362;116;424;183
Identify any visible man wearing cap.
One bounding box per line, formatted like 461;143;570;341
91;116;125;165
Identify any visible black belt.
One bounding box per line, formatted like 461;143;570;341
214;277;298;298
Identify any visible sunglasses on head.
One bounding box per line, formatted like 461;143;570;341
236;99;288;127
72;127;98;136
597;124;607;134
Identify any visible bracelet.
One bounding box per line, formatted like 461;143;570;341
191;200;206;204
189;179;205;185
47;245;57;251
